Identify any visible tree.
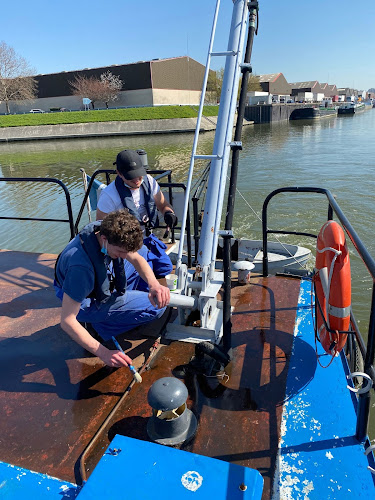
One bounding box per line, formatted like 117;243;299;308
205;68;224;104
99;71;122;108
206;68;262;103
0;41;37;114
70;71;123;109
247;73;262;92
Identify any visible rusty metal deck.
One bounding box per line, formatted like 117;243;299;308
0;250;301;498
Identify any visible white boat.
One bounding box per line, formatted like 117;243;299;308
230;238;311;273
167;236;312;274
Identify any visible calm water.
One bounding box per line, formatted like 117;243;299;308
1;110;375;429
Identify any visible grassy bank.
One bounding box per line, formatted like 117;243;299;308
0;106;219;128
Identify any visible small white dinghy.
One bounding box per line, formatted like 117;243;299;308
167;236;312;274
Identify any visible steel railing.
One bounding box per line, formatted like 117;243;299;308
262;186;375;442
0;177;75;240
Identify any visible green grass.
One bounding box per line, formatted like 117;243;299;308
0;105;219;128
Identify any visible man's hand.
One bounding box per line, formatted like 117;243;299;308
61;294;134;368
148;282;170;308
164;211;178;228
98;346;133;368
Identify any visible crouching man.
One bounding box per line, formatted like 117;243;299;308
54;209;170;368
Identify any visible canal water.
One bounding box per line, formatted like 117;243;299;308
1;108;375;432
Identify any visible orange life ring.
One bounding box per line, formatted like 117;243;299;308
315;220;351;356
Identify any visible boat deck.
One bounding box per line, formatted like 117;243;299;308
1;249;374;499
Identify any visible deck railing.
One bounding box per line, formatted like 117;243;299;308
262;186;375;442
0;177;75;240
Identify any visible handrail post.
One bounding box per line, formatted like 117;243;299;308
262;197;269;277
356;282;375;442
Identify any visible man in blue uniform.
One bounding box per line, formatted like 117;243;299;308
96;149;178;291
54;209;170;368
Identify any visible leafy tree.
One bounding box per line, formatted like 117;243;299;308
206;68;262;103
206;68;224;104
70;71;123;109
247;74;262;92
0;41;37;114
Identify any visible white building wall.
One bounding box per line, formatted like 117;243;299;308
152;89;201;105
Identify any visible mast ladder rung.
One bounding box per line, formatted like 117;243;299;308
210;51;237;57
194;154;222;160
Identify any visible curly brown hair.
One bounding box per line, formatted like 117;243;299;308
99;209;143;252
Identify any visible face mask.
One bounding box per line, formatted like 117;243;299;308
101;240;108;255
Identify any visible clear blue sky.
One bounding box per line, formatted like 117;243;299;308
3;0;375;91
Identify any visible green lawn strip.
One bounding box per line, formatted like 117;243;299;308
0;106;219;128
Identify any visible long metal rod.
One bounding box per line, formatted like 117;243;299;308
356;283;375;441
198;0;248;271
223;2;258;354
176;0;221;270
210;1;249;271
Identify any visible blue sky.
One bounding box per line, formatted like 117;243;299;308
3;0;375;91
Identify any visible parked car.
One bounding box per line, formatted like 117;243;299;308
29;109;45;113
49;107;70;112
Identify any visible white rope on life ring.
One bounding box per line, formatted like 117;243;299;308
346;372;373;394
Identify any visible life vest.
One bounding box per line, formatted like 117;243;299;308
78;221;126;304
115;175;159;228
315;220;351;356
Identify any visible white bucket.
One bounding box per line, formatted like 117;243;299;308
238;268;252;284
166;274;178;291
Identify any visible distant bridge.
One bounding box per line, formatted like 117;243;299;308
244;103;318;123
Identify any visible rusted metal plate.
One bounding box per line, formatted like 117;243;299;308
0;250;160;484
81;276;301;500
1;250;301;498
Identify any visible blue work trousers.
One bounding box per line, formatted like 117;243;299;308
125;235;172;292
76;292;166;341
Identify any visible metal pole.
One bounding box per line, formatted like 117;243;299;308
198;0;248;271
222;2;258;353
176;0;222;270
356;282;375;442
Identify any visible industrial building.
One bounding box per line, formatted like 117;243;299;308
0;56;207;114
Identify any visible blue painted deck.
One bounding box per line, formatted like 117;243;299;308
0;461;78;499
273;279;375;499
77;435;264;499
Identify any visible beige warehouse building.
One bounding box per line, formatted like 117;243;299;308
0;56;208;114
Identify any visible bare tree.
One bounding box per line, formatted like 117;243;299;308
100;71;122;108
70;71;122;109
70;75;103;109
0;41;37;114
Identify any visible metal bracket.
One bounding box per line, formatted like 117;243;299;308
240;63;252;74
229;141;242;151
218;229;234;237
